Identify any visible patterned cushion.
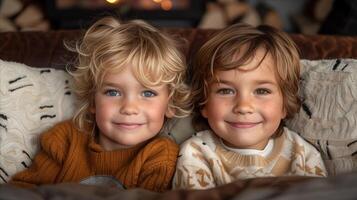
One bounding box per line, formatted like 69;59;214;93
286;59;357;175
0;60;75;183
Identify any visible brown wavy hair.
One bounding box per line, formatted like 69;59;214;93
191;23;301;137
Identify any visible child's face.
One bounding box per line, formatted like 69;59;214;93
201;49;286;150
91;64;173;150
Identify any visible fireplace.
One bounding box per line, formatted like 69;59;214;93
45;0;205;29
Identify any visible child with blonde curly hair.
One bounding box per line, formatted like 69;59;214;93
10;17;191;192
173;23;326;190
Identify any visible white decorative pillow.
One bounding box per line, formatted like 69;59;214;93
0;60;76;183
286;59;357;176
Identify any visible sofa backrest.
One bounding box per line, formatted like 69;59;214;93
1;29;357;70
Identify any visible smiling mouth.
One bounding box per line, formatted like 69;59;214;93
227;121;261;128
113;122;143;129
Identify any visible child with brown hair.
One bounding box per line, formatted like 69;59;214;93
173;23;327;189
10;17;191;192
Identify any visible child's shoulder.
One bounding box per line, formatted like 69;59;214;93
179;130;218;150
140;136;179;164
52;119;75;130
41;120;77;138
282;127;320;153
183;129;216;142
283;127;309;143
40;120;85;148
145;136;179;153
38;120;83;162
149;135;178;145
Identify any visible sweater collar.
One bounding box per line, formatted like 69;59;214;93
88;136;147;153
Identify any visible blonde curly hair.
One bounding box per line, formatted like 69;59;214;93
67;17;192;134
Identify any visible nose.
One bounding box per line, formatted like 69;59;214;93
120;97;139;115
233;94;254;114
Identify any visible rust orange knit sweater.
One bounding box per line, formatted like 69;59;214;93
10;120;179;192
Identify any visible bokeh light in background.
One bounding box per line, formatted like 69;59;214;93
60;0;186;11
106;0;121;4
161;0;172;11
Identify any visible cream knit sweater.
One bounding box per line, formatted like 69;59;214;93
173;128;327;189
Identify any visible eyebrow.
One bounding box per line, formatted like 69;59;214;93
102;82;121;88
214;79;277;85
102;81;165;90
253;80;278;85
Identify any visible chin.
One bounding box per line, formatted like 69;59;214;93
119;139;146;147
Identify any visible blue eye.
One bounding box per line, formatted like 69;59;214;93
217;88;234;95
255;88;271;95
105;89;120;96
142;90;156;97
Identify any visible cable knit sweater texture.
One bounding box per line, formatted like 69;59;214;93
173;128;327;189
10;120;179;192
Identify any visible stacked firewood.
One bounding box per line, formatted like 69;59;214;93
0;0;49;32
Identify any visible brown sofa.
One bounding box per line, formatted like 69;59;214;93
1;29;357;199
1;29;357;69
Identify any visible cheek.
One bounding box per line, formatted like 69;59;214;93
146;102;169;121
94;98;115;118
202;99;225;119
261;100;285;120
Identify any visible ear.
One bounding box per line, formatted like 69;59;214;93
89;106;95;114
165;107;175;118
281;107;287;119
89;100;96;114
201;106;208;118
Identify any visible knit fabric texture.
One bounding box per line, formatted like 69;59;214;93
173;128;327;189
10;120;179;192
